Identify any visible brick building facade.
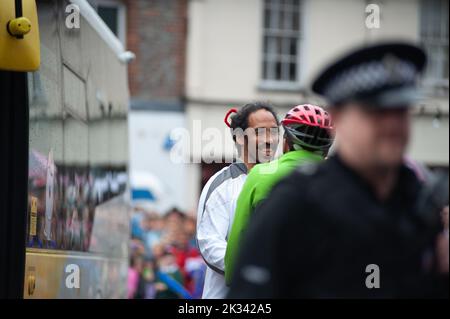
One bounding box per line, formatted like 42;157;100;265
125;0;188;109
92;0;188;108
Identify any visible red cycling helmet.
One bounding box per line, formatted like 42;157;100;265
281;104;334;152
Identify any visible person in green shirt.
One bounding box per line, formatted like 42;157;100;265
224;104;335;285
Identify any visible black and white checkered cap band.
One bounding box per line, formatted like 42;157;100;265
323;59;417;104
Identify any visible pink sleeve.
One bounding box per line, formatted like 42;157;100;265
127;268;139;299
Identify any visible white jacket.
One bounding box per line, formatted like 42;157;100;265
196;162;247;299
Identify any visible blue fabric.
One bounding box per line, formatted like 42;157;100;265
132;188;156;201
131;213;144;240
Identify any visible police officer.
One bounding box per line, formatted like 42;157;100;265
227;42;449;298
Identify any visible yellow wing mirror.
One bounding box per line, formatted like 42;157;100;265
7;17;32;38
0;0;40;72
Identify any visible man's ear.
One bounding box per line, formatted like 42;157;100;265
329;108;338;118
235;133;245;146
283;138;290;153
329;108;340;134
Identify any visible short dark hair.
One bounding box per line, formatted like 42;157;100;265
230;102;279;142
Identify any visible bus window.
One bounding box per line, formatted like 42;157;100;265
24;1;130;299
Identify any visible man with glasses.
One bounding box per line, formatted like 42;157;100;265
224;104;334;285
196;102;279;298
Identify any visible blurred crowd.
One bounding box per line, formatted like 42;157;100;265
128;207;206;299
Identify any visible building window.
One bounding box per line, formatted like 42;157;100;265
420;0;449;92
261;0;302;89
94;0;127;45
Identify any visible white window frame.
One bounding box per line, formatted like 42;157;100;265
420;0;449;93
259;0;304;91
93;0;127;46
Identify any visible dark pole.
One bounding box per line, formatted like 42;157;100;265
15;0;23;17
0;71;29;299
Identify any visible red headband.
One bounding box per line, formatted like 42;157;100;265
224;108;238;128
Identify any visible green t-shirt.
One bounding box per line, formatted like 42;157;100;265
224;149;323;285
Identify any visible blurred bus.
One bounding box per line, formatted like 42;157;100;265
0;0;132;298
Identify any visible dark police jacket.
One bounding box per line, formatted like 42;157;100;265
228;155;448;298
